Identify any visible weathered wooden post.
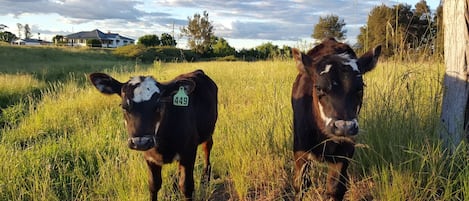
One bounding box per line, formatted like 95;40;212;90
439;0;469;151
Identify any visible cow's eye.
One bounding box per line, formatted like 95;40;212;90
121;100;131;111
315;85;327;97
120;103;129;111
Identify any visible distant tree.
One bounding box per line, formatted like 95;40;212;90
181;11;214;55
408;0;433;54
0;24;7;31
24;24;32;39
357;2;442;59
52;35;65;45
433;4;443;57
280;45;292;59
392;4;414;58
357;4;418;57
87;39;102;47
0;31;17;42
255;42;280;59
237;48;259;61
211;36;235;57
415;0;430;17
138;34;160;47
160;33;177;46
312;14;347;42
16;23;23;39
414;1;431;37
357;4;400;57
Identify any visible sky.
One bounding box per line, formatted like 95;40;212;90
0;0;441;50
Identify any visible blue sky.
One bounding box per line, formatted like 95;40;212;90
0;0;440;50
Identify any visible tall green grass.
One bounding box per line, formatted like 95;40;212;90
0;45;135;82
0;58;467;200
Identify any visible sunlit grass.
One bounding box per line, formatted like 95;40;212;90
0;59;467;200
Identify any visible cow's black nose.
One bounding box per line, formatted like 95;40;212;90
128;136;154;151
333;120;359;136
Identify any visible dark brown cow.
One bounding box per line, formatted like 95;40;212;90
291;38;381;200
89;70;217;201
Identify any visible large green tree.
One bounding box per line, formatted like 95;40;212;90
211;36;235;57
160;33;177;47
52;35;66;45
138;34;160;47
311;14;347;42
412;0;432;46
357;5;395;56
181;11;213;55
255;42;280;59
357;2;440;58
0;31;16;42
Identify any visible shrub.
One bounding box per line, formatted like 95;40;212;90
113;45;199;63
216;55;237;61
113;44;146;59
86;39;102;48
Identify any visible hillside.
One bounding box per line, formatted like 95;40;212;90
0;45;135;81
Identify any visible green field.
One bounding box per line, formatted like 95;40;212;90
0;46;467;200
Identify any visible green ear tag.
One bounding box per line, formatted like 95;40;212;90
173;86;189;106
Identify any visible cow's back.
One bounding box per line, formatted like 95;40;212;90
176;70;218;143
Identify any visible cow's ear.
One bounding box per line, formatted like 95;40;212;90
292;48;313;74
89;73;123;95
160;79;196;97
357;45;381;74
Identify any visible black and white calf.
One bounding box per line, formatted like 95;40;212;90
90;70;218;201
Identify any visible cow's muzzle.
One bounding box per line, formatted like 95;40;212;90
329;119;359;136
128;135;156;151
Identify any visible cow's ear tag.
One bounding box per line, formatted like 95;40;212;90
173;86;189;106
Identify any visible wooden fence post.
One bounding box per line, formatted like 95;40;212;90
439;0;469;151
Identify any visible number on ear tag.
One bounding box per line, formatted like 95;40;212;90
173;86;189;106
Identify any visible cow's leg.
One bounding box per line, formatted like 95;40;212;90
178;151;197;200
326;161;349;201
293;151;312;201
326;143;354;200
146;160;162;201
201;137;213;184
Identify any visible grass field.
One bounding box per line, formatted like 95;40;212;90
0;46;467;201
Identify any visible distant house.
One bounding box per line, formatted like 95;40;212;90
12;38;52;46
65;29;135;48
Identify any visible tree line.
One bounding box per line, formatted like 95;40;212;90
165;0;441;61
312;0;442;60
128;10;291;62
1;0;442;61
357;0;442;60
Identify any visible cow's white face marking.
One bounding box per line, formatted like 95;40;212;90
338;53;359;72
131;76;160;103
318;102;333;127
154;122;160;135
320;64;333;75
